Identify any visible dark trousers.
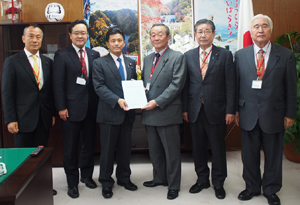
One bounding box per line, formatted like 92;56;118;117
189;105;227;187
241;122;283;195
61;112;96;188
14;116;50;148
99;113;133;188
145;124;181;190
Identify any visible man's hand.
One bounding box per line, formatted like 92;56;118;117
182;112;189;123
7;122;19;134
118;98;129;111
226;114;235;125
142;100;158;110
59;109;69;121
284;117;294;129
235;112;239;126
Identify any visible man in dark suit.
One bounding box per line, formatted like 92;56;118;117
2;24;55;147
92;27;137;199
182;19;236;200
141;24;187;200
2;23;56;195
235;14;297;205
52;20;100;199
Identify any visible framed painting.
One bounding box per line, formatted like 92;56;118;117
140;0;194;62
194;0;240;54
84;0;139;60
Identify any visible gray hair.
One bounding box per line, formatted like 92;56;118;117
150;24;170;36
194;19;215;32
251;14;273;32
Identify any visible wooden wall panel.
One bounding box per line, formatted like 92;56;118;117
253;0;300;42
274;0;300;42
22;0;83;23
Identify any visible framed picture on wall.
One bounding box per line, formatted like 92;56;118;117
194;0;240;54
139;0;194;63
83;0;139;61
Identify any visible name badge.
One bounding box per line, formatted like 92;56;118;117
76;77;86;85
146;82;151;90
252;80;262;89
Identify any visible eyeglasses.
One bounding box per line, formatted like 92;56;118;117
72;32;88;36
196;30;213;35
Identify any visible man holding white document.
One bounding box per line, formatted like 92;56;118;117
92;27;137;199
141;23;187;200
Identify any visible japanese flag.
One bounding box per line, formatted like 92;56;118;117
237;0;254;50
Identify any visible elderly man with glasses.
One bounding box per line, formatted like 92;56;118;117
182;19;236;200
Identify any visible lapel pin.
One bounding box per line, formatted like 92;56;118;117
128;63;134;69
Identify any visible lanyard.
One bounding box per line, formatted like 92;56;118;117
255;41;270;77
199;48;212;71
149;46;169;79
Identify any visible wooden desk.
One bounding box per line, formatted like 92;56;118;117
0;148;54;205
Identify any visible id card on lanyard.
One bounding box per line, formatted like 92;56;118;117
251;42;271;89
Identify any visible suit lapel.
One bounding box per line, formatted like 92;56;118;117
124;56;134;80
245;45;257;78
263;43;280;80
151;48;170;85
18;51;39;86
144;53;155;83
192;47;202;81
106;54;122;81
205;45;219;79
40;55;50;88
67;46;82;74
86;48;96;76
86;48;96;83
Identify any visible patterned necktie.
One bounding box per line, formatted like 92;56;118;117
258;49;265;80
79;49;87;79
201;50;208;80
117;57;125;81
154;53;161;66
31;55;41;90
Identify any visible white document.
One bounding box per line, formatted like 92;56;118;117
122;80;148;109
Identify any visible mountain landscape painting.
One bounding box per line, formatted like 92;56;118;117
84;0;139;57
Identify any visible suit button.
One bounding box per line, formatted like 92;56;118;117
258;102;261;104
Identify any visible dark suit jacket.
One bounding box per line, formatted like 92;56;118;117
182;45;236;124
92;54;137;125
2;51;54;132
235;43;297;134
52;46;100;121
141;47;187;126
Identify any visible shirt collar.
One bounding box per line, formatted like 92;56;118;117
24;48;40;58
72;44;85;53
110;52;124;62
199;45;213;56
155;46;168;55
254;41;271;54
